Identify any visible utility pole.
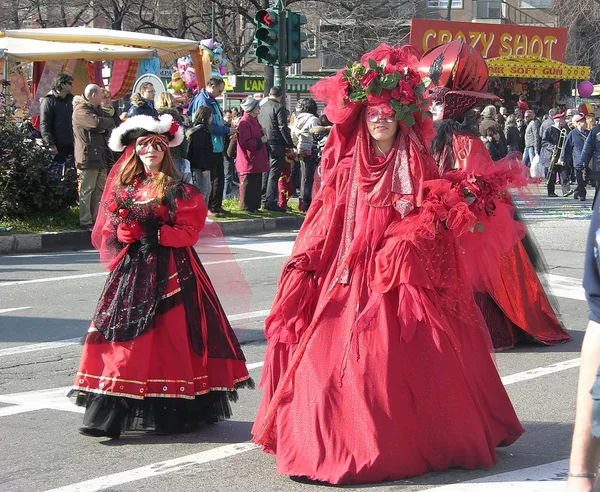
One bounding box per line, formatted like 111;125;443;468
446;0;452;21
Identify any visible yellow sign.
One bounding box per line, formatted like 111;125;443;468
486;56;590;80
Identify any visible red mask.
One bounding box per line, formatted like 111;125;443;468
365;105;396;124
135;135;169;155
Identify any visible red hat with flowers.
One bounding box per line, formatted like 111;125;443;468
311;43;432;129
418;40;501;120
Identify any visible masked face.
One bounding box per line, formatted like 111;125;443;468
430;101;444;122
136;135;168;171
365;105;398;145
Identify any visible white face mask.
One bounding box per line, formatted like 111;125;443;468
431;101;444;122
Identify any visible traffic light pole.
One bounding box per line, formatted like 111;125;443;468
274;0;286;99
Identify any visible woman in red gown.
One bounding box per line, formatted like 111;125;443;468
252;44;524;484
69;114;252;439
420;40;571;351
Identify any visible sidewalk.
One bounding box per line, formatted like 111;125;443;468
0;215;305;255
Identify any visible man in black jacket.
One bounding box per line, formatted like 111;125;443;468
40;72;74;166
258;86;294;211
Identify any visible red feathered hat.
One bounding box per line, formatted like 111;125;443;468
418;40;501;120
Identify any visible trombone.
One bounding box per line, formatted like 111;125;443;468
546;127;568;184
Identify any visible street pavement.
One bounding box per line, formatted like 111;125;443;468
0;191;596;491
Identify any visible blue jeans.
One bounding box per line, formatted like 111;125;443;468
523;146;535;168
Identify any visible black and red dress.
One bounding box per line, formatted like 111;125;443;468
69;173;252;436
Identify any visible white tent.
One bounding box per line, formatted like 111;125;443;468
1;27;200;63
0;36;155;63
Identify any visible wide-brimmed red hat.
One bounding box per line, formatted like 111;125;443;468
418;40;501;120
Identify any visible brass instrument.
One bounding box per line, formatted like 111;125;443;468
546;127;568;184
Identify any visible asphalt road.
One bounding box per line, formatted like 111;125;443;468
0;193;596;492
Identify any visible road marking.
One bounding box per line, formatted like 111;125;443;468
0;361;266;417
44;442;259;492
0;310;271;358
0;338;81;357
0;306;31;314
501;358;581;385
421;459;568;491
0;254;287;287
545;273;585;301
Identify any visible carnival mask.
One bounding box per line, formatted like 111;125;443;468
135;135;169;155
366;105;396;124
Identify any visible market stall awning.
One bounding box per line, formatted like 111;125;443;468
486;56;590;80
1;27;200;62
0;36;154;62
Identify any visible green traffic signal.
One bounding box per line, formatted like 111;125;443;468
254;8;281;66
286;11;309;64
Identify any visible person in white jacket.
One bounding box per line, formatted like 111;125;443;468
291;98;322;212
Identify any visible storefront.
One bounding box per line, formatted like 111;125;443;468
410;19;591;112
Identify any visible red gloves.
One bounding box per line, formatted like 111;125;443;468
116;222;144;244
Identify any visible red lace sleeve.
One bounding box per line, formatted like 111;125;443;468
159;186;207;248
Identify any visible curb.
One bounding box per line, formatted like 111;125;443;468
0;216;305;255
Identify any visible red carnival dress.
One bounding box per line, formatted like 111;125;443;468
445;134;571;351
252;124;525;484
70;176;251;435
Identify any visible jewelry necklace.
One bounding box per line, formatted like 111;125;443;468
374;141;388;156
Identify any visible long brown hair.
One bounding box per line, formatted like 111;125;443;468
117;145;181;198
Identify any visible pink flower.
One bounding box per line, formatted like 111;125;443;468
107;201;118;214
168;120;180;136
118;208;130;219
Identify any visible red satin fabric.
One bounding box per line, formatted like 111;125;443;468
252;125;524;484
449;133;570;350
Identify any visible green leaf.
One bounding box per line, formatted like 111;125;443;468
368;58;378;70
389;99;402;112
475;222;485;232
346;60;354;69
414;84;426;96
404;114;415;127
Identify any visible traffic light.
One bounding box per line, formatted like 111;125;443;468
254;9;281;66
286;11;308;64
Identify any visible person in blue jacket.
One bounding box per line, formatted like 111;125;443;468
579;117;600;207
561;113;590;201
126;83;158;118
188;77;233;214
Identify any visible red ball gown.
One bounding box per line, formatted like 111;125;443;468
70;175;252;435
252;123;524;484
439;131;571;351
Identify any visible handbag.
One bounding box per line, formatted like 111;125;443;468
226;133;237;159
530;154;544;179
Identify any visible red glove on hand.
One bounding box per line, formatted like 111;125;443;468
116;222;143;244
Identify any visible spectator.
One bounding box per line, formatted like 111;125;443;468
560;113;589;201
156;92;188;177
291;98;320;212
516;115;526;153
100;88;121;170
517;95;529;113
188;76;232;215
540;108;558;139
523;109;542;167
72;84;116;230
40;72;74;166
236;95;269;213
504;115;520;153
223;109;238;199
258;86;294;211
186;105;214;206
514;106;524;119
579;116;600;207
127;82;158;118
483;127;505;161
479;105;499;137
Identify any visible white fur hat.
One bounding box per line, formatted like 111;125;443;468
109;113;184;152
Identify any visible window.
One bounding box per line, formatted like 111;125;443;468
427;0;463;8
519;0;552;7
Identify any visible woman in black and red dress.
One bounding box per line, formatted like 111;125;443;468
69;113;252;439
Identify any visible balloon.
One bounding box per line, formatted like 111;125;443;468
182;67;198;90
579;81;595;98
